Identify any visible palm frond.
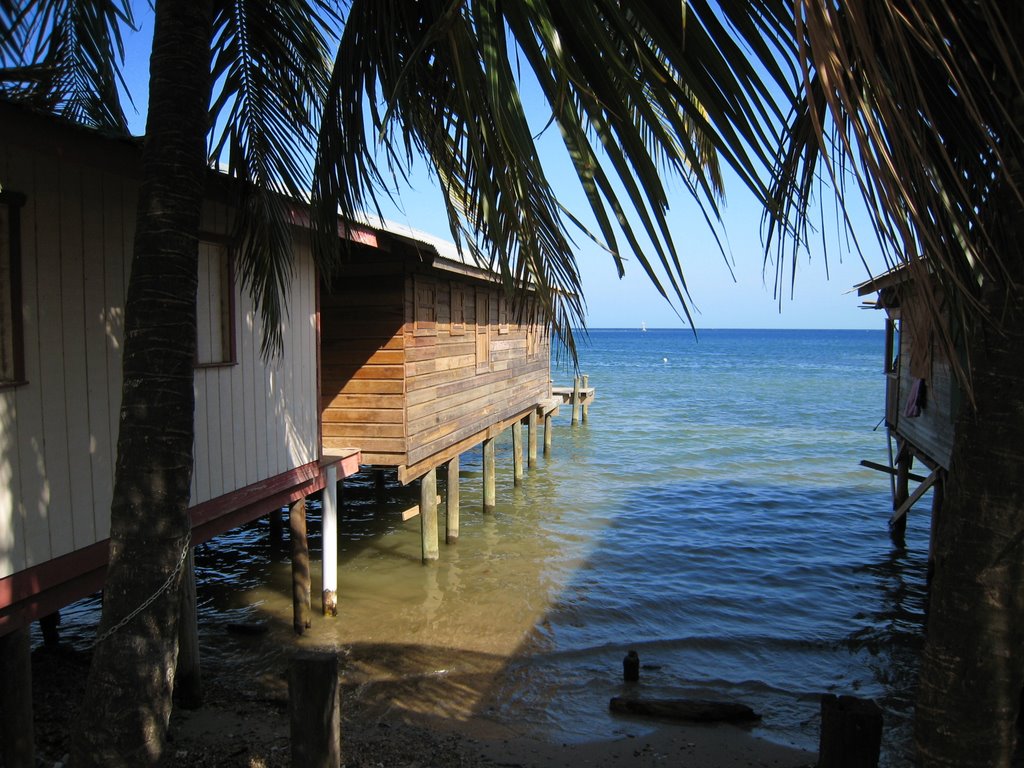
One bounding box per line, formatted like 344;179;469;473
773;1;1024;394
315;0;798;354
0;0;133;130
209;0;338;355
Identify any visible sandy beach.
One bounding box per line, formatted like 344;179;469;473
31;643;814;768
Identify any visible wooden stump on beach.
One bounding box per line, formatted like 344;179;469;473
290;651;341;768
0;626;34;768
817;694;882;768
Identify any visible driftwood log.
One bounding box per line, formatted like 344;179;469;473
609;696;760;723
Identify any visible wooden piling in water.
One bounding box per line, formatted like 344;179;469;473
322;463;339;616
571;376;582;425
581;374;590;422
0;625;34;768
513;420;524;485
269;507;283;552
446;456;460;544
289;651;341;768
483;437;496;512
928;472;944;586
290;498;311;634
420;469;439;562
39;612;60;647
891;442;911;545
175;545;202;709
543;412;553;456
527;411;538;468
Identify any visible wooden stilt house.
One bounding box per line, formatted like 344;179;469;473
0;101;362;637
0;101;556;641
319;219;552;486
857;265;952;544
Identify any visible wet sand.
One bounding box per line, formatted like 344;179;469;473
33;643;814;767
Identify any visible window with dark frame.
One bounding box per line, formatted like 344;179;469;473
497;293;509;334
475;289;491;373
526;298;540;359
0;191;26;386
414;275;436;336
450;283;465;335
196;239;235;366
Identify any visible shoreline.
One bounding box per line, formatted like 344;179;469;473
31;643;814;767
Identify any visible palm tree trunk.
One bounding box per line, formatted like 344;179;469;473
914;312;1024;766
71;1;213;765
914;5;1024;752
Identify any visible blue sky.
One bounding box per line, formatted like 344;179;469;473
119;7;884;331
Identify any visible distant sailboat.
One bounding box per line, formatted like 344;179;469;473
641;321;647;332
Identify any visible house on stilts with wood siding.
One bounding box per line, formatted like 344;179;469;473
856;265;954;573
0;100;567;760
318;216;559;549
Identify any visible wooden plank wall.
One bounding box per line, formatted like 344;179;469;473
190;202;319;506
0;115;320;581
320;262;407;466
319;256;553;478
894;318;955;469
0;133;135;578
404;273;550;470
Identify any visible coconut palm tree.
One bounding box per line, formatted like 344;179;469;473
5;0;337;764
2;1;801;764
9;1;1024;766
776;3;1024;765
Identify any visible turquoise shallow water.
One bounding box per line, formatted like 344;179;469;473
53;328;928;764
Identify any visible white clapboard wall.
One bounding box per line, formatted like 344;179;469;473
0;116;319;580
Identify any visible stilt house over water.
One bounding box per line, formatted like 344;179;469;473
857;265;952;546
0;100;554;640
320;220;551;486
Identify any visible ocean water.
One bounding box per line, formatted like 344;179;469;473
52;328;929;764
486;328;928;761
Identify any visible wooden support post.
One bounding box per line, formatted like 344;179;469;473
269;507;284;554
39;612;60;647
817;694;883;768
420;469;439;562
322;463;339;617
890;444;911;545
175;545;202;709
527;411;538;468
512;419;524;485
446;456;460;544
928;471;944;587
581;374;590;422
0;626;34;768
289;651;341;768
483;437;496;512
290;498;311;634
571;376;582;425
543;412;553;456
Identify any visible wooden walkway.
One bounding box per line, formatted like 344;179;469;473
552;374;596;425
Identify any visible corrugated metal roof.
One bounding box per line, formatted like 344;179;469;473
352;212;501;281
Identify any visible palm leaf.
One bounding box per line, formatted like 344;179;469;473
773;1;1024;394
208;0;338;355
315;0;799;355
0;0;133;130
